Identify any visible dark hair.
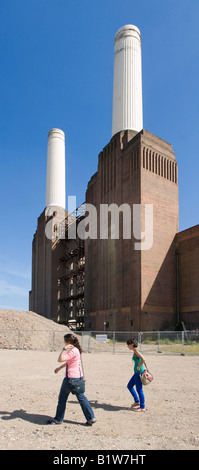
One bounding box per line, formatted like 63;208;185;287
127;338;138;348
64;334;82;354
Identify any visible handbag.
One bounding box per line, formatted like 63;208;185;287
68;377;86;394
68;355;86;395
140;363;154;385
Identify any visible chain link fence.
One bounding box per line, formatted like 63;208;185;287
0;329;199;355
80;330;199;355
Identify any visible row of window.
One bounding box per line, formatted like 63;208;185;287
100;145;177;196
142;148;177;183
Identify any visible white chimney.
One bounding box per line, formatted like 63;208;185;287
112;25;143;137
45;128;66;209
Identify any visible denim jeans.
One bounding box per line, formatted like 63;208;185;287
127;373;145;409
55;377;95;422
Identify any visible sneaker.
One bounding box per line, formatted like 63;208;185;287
86;418;96;426
47;418;62;425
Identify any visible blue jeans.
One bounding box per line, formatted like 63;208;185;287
55;377;95;422
127;373;145;409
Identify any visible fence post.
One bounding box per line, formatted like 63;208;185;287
17;330;20;349
88;331;91;353
52;331;55;351
157;331;161;353
138;332;142;350
113;332;116;354
181;331;185;356
80;331;83;351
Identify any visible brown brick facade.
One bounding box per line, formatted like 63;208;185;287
176;225;199;329
84;129;179;331
29;209;68;323
29;130;199;332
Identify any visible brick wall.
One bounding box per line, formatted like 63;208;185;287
84;129;179;331
176;225;199;329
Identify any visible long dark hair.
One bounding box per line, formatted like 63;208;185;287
64;334;82;354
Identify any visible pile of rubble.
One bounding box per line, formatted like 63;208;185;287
0;309;70;350
0;309;113;352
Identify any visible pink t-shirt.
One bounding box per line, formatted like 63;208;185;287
63;347;83;378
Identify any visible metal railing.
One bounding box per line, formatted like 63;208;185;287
0;329;198;355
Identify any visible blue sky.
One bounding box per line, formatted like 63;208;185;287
0;0;199;311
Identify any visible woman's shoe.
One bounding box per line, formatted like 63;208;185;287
132;408;146;412
47;418;62;424
130;402;140;409
86;418;97;426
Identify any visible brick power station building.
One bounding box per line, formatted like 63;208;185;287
29;26;199;332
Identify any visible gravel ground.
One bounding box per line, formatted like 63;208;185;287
0;349;198;451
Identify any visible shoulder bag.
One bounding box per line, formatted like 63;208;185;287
140;362;154;385
68;355;86;394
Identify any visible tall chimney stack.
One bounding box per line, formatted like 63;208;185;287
112;25;143;137
45;128;66;209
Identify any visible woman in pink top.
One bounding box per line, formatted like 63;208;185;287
47;334;96;426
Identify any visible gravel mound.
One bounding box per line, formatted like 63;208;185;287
0;309;70;350
0;309;112;352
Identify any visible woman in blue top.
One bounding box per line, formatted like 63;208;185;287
126;338;146;412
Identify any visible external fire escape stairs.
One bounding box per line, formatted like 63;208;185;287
58;203;86;328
